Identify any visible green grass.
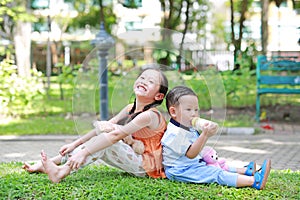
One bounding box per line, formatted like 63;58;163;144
0;116;76;135
222;114;255;127
0;162;299;199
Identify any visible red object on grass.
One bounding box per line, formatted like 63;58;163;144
261;124;274;130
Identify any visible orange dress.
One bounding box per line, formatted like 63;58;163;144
131;107;167;178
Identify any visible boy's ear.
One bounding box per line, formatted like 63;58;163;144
169;106;177;118
155;93;164;101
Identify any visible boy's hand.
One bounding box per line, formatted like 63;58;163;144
201;122;218;137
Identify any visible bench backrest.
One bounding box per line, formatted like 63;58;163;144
257;55;300;86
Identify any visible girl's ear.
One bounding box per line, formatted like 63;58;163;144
169;106;177;118
154;93;165;101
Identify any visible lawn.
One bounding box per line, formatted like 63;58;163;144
0;162;299;199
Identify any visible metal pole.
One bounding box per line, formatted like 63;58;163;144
91;22;114;120
98;48;109;120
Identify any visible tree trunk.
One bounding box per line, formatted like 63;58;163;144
178;0;191;70
261;0;269;55
14;21;31;77
230;0;249;63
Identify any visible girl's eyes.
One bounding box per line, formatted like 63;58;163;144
139;76;155;84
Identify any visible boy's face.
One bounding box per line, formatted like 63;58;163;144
169;95;199;127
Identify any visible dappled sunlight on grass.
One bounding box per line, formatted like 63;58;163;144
0;116;76;135
0;162;23;177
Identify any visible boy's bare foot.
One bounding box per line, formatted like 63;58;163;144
41;150;69;183
22;161;45;173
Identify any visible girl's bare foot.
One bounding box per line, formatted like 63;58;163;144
22;161;45;173
41;150;70;183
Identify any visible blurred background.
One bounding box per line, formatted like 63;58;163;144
0;0;299;135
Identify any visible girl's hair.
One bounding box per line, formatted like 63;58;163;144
166;86;197;114
118;65;168;125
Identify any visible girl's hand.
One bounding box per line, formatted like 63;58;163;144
59;143;77;156
67;149;89;170
93;121;115;134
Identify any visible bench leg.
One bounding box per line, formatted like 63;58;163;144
256;93;260;122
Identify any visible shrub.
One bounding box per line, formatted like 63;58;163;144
0;59;45;116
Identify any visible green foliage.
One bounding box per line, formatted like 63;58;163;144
0;0;36;22
221;68;256;107
68;0;116;33
0;162;299;199
0;0;36;57
56;63;82;85
0;59;45;116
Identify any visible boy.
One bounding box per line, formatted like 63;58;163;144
161;86;271;189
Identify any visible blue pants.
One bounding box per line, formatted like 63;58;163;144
165;161;238;187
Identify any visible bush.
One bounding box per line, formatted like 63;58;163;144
0;59;45;116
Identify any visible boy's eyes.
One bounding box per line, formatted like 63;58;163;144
186;108;199;112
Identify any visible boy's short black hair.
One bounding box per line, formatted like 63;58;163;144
166;86;197;114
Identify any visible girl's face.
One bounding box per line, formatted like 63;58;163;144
133;69;164;101
169;95;199;127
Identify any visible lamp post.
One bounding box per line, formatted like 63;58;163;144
91;22;115;120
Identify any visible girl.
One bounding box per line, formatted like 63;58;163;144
23;66;168;183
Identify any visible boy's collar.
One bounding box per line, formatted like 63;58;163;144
170;118;191;131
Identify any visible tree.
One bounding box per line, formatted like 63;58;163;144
261;0;296;55
67;0;116;33
0;0;35;76
229;0;254;63
261;0;269;55
158;0;208;66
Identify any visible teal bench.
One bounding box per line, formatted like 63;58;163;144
256;55;300;122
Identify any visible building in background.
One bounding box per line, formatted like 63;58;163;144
30;0;300;72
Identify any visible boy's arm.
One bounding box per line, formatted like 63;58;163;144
185;122;218;159
185;132;209;159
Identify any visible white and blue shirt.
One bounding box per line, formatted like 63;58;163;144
161;118;201;167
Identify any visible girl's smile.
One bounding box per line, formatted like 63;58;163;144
133;69;161;98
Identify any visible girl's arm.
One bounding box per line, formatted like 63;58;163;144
109;105;132;124
59;129;97;156
61;105;131;156
67;110;160;169
109;110;159;142
185;122;218;159
90;110;160;153
80;104;131;144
